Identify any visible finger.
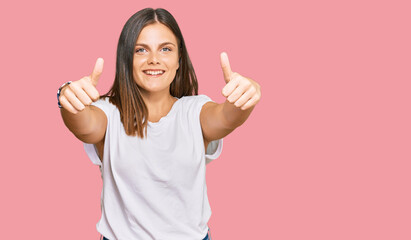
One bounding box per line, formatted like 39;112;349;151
64;88;86;111
220;52;232;83
59;95;78;114
234;86;257;108
227;80;249;103
90;58;104;86
241;94;259;110
69;83;93;106
83;82;100;102
222;76;240;98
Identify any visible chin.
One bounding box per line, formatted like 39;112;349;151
138;84;170;94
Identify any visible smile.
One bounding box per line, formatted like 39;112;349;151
143;70;165;76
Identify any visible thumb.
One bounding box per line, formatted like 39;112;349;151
220;52;232;83
90;58;104;86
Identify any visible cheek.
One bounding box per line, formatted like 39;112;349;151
165;58;179;70
132;59;144;76
133;58;142;69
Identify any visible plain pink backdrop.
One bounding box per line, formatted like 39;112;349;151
0;0;410;239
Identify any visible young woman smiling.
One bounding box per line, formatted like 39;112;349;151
58;8;261;240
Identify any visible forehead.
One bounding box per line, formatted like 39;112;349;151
136;22;178;45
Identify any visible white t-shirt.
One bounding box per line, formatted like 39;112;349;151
83;94;223;240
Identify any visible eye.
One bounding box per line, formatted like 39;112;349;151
161;47;171;52
135;48;146;53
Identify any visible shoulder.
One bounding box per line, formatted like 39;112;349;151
95;96;116;107
91;96;117;117
179;94;214;106
175;95;215;118
95;96;115;105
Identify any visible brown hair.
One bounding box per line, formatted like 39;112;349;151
101;8;198;138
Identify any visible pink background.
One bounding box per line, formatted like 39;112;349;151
0;0;410;239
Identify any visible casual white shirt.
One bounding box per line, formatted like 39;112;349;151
83;94;223;240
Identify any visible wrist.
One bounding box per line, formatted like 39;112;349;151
57;81;72;108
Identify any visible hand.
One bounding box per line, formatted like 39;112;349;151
59;58;104;114
220;52;261;110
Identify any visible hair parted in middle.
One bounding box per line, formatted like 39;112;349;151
101;8;199;138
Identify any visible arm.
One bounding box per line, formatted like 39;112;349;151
61;106;107;144
200;52;261;142
59;58;107;144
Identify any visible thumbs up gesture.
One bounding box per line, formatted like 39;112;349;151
59;58;104;114
220;52;261;110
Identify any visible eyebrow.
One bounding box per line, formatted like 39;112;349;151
135;42;176;48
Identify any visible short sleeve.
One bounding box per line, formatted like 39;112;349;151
205;139;223;165
83;97;113;166
88;97;112;118
84;143;102;166
193;95;224;165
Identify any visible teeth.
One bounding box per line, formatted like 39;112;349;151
144;70;164;75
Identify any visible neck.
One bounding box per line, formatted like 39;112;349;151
140;89;177;122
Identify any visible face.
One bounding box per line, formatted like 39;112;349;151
133;22;180;95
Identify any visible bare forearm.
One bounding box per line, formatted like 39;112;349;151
200;52;261;141
218;52;261;129
60;106;96;137
221;100;255;129
58;58;106;143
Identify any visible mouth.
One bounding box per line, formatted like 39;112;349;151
143;70;165;76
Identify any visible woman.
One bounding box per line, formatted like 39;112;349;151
58;8;261;240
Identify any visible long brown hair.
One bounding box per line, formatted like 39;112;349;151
101;8;198;138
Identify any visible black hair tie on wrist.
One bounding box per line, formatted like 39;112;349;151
57;81;72;108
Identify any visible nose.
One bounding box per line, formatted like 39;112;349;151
147;52;160;65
